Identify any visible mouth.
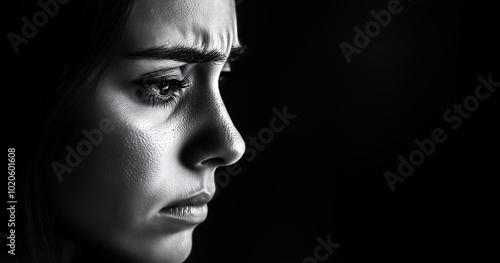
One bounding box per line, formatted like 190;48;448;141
159;191;213;225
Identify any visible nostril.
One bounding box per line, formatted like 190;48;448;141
199;133;245;167
179;125;245;169
200;157;225;167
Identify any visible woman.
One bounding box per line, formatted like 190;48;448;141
11;0;246;262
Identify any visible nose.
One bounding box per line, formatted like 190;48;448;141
179;82;245;169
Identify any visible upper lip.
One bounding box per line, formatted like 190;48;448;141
164;191;214;208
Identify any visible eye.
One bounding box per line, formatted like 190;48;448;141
219;72;229;86
219;62;232;87
133;76;191;107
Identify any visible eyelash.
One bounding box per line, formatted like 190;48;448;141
133;77;191;108
133;65;231;108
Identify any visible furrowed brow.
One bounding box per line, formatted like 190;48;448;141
123;46;227;64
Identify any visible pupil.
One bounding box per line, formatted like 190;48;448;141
159;85;170;95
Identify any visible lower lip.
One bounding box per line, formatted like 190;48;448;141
158;204;208;225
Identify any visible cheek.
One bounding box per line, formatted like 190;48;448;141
50;125;156;225
48;62;207;261
48;99;184;248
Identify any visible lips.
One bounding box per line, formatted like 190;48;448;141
159;191;213;225
166;191;213;207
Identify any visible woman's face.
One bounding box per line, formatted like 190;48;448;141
49;0;244;262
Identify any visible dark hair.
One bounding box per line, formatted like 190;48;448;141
6;1;134;262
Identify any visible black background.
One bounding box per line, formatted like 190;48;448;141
187;0;499;262
3;0;499;262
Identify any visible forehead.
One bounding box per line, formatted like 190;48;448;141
122;0;239;54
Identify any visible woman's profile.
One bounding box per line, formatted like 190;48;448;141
8;0;246;262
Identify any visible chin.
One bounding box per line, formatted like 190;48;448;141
144;230;194;263
85;227;195;263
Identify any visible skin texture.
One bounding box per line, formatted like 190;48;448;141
48;0;244;262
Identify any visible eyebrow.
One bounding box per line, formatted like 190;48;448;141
123;45;247;64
